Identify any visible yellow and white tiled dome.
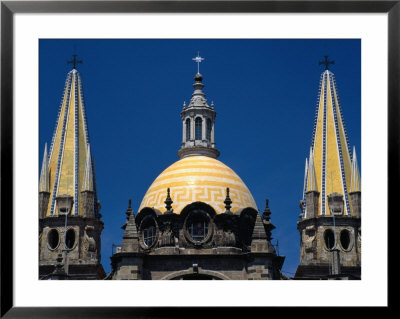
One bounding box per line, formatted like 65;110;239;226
139;155;258;214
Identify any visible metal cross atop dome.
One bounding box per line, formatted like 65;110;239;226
319;55;334;70
192;52;204;74
67;54;83;69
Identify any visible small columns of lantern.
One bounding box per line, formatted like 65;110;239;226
164;188;173;214
262;199;276;242
224;188;233;214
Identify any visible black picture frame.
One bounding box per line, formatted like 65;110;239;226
1;0;393;317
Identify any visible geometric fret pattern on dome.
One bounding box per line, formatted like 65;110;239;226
139;155;258;214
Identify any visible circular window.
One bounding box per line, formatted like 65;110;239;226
47;229;59;249
65;229;75;249
324;229;335;250
141;217;157;248
340;229;351;250
186;210;210;243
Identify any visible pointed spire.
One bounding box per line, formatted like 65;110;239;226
306;147;318;192
164;188;173;213
302;63;356;216
82;144;93;192
350;146;361;192
39;143;49;192
224;188;232;214
44;67;98;216
121;198;139;252
251;213;267;240
121;198;134;230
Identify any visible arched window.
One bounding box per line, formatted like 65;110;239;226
340;229;351;250
195;117;202;140
187;210;210;242
141;217;157;248
47;229;59;250
65;229;75;249
185;118;191;141
324;229;335;250
206;118;212;141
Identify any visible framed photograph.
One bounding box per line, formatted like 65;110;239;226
1;0;393;316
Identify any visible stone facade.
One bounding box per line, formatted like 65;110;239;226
108;197;284;280
39;193;105;280
295;190;361;279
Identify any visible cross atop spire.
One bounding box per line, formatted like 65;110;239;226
192;52;204;74
67;54;83;69
319;55;334;70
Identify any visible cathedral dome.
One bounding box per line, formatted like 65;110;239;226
138;155;258;214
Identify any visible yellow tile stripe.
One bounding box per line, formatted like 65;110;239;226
138;156;257;214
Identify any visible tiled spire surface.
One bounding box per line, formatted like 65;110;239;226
42;67;98;217
303;68;359;216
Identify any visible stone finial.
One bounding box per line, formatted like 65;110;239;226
125;198;133;220
262;199;275;242
164;188;173;213
262;199;271;220
224;188;232;214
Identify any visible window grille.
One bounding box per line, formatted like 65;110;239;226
143;225;156;247
206;118;212;141
186;118;191;141
195;117;202;140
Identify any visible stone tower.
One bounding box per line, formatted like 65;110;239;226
39;57;105;279
108;55;284;280
295;57;361;279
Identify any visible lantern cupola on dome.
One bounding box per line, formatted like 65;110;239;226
178;53;219;159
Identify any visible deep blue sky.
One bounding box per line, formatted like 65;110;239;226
39;39;361;277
